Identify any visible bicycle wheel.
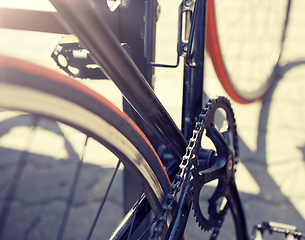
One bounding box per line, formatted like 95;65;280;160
0;55;171;239
207;0;291;103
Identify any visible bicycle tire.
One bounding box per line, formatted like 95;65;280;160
0;55;171;239
207;0;291;103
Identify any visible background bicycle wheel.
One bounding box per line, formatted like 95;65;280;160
0;0;305;239
207;0;291;103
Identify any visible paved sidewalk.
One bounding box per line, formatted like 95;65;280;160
0;0;305;239
202;1;305;238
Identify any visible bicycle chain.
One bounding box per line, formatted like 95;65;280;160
191;96;238;235
150;96;234;239
149;151;194;239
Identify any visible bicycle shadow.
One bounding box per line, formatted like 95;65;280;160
240;59;305;236
0;114;124;240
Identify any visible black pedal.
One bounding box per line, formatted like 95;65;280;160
51;36;106;79
254;221;304;240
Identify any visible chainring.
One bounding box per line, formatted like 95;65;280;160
191;97;239;231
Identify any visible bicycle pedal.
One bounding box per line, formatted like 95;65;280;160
51;36;106;79
253;221;304;240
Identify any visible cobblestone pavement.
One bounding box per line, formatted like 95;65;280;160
0;0;305;239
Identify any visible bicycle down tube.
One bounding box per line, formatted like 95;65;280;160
50;0;187;161
48;2;249;238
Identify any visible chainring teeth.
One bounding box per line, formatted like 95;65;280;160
151;96;238;239
191;96;239;231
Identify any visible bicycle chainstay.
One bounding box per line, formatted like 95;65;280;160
150;96;237;240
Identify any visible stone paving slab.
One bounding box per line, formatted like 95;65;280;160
0;0;305;239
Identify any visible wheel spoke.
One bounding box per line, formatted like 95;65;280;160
0;58;170;239
209;0;291;102
87;159;122;240
0;116;40;238
57;136;89;240
127;185;144;240
138;216;157;240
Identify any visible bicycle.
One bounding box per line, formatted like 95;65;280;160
0;0;295;239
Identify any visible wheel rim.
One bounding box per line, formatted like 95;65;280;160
207;0;290;103
0;56;171;239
